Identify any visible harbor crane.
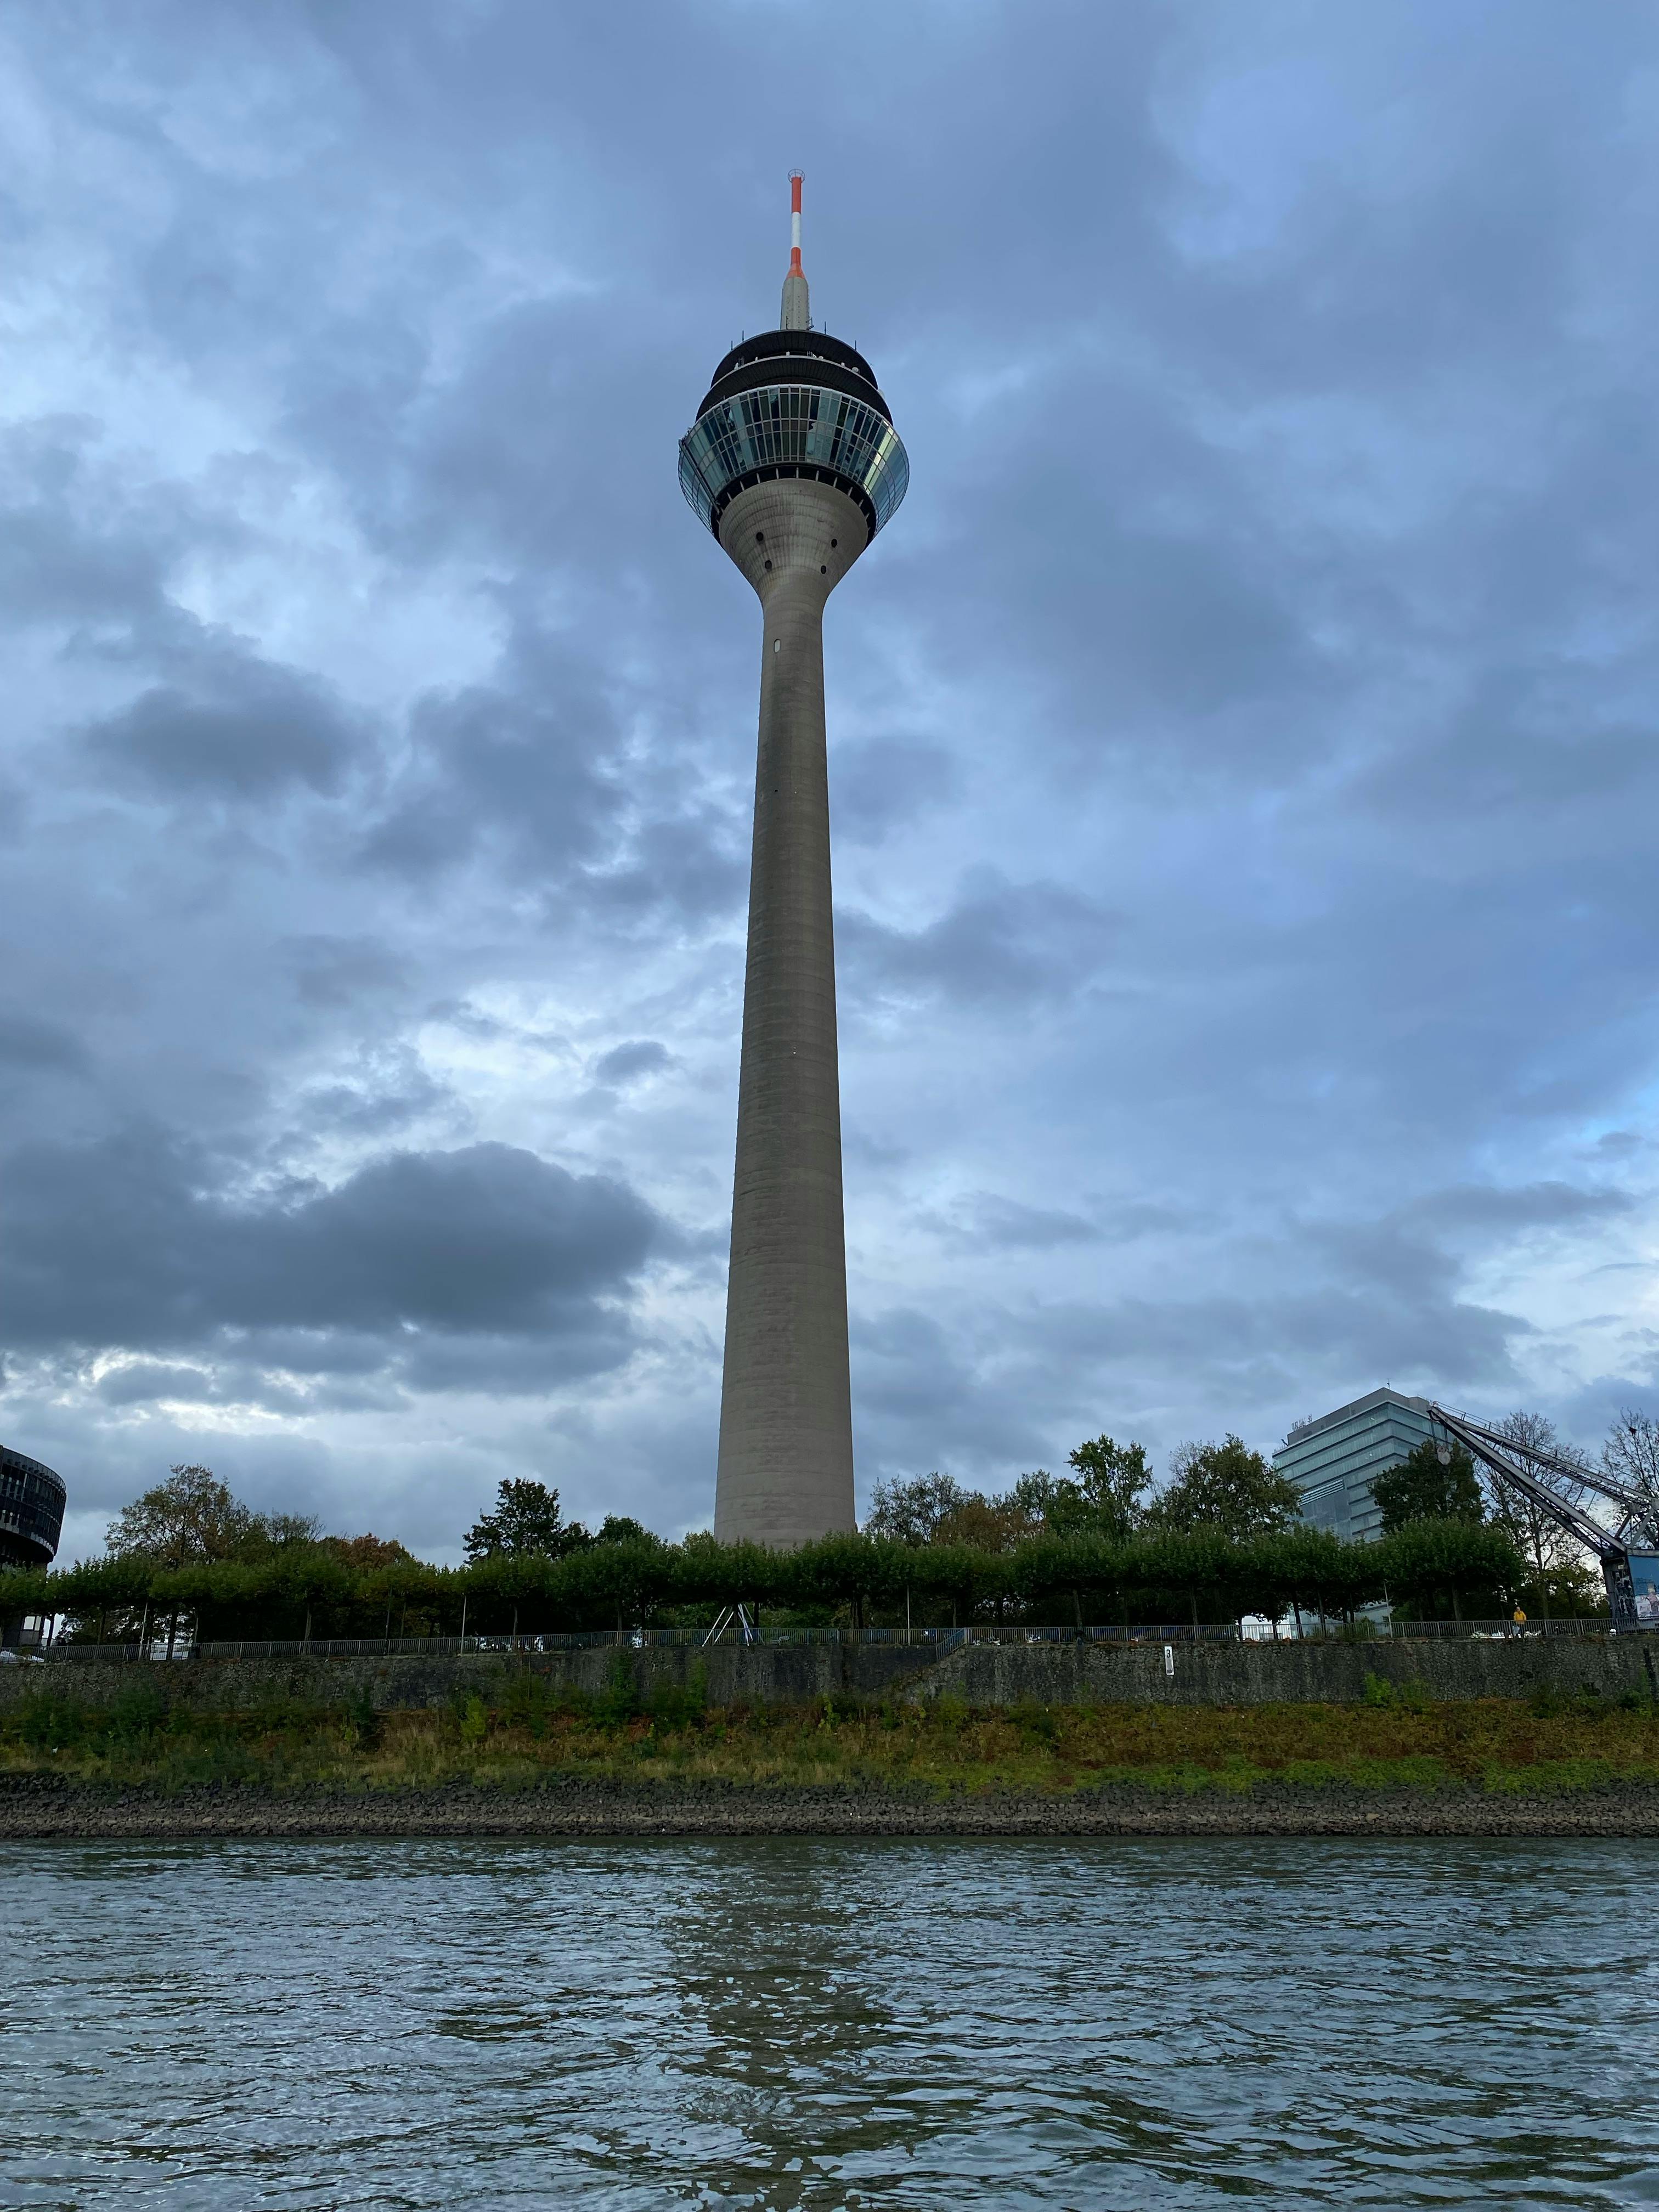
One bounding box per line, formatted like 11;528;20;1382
1426;1404;1659;1630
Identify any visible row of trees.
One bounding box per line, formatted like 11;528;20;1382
0;1522;1531;1645
2;1517;1528;1643
865;1435;1302;1552
14;1400;1654;1645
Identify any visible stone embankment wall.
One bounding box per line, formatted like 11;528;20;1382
2;1634;1654;1713
916;1635;1658;1708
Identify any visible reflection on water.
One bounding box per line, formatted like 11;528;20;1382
4;1837;1656;2208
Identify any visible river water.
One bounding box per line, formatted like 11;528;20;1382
5;1837;1656;2208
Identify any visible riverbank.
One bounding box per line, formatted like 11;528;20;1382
4;1770;1657;1836
5;1683;1659;1834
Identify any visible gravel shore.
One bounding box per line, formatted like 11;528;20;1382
4;1771;1657;1838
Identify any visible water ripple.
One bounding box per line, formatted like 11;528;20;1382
3;1837;1657;2208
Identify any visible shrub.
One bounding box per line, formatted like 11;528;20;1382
104;1678;167;1746
17;1694;88;1752
1009;1699;1060;1749
648;1661;707;1729
594;1649;641;1727
499;1669;556;1737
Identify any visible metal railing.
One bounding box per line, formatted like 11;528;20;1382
30;1615;1627;1666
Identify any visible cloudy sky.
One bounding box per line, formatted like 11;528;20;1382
4;1;1657;1562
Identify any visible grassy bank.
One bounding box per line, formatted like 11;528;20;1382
4;1669;1658;1802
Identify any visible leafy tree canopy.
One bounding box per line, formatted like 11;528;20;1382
864;1473;1036;1554
864;1472;972;1547
320;1533;414;1571
1372;1438;1483;1534
1066;1435;1154;1538
594;1515;654;1546
870;1440;1155;1554
1147;1435;1301;1543
106;1465;318;1567
462;1478;590;1562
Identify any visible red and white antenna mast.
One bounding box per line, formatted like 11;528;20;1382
781;170;810;330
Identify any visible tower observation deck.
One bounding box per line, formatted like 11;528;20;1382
679;176;909;1547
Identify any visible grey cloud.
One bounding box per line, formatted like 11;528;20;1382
832;739;960;846
286;937;411;1010
1406;1182;1635;1234
924;1194;1103;1251
851;1304;1045;1469
0;1127;661;1390
839;872;1120;1011
360;662;623;884
295;1059;453;1142
1592;1133;1647;1161
84;661;363;798
94;1361;217;1407
1035;1284;1526;1398
0;420;188;634
594;1040;672;1086
0;1012;90;1076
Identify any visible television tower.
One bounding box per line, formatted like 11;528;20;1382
679;175;909;1546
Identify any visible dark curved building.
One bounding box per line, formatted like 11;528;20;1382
0;1446;66;1570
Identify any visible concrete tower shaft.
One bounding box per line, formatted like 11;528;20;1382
678;177;908;1549
712;475;868;1544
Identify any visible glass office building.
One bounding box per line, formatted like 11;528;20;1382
1273;1388;1436;1544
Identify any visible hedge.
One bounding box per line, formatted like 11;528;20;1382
0;1519;1537;1640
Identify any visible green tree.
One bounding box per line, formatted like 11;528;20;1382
1066;1435;1153;1537
594;1515;652;1545
1147;1436;1300;1542
462;1479;589;1561
104;1464;320;1656
864;1472;970;1546
107;1465;256;1566
1008;1438;1152;1542
1372;1440;1483;1534
1379;1519;1523;1622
